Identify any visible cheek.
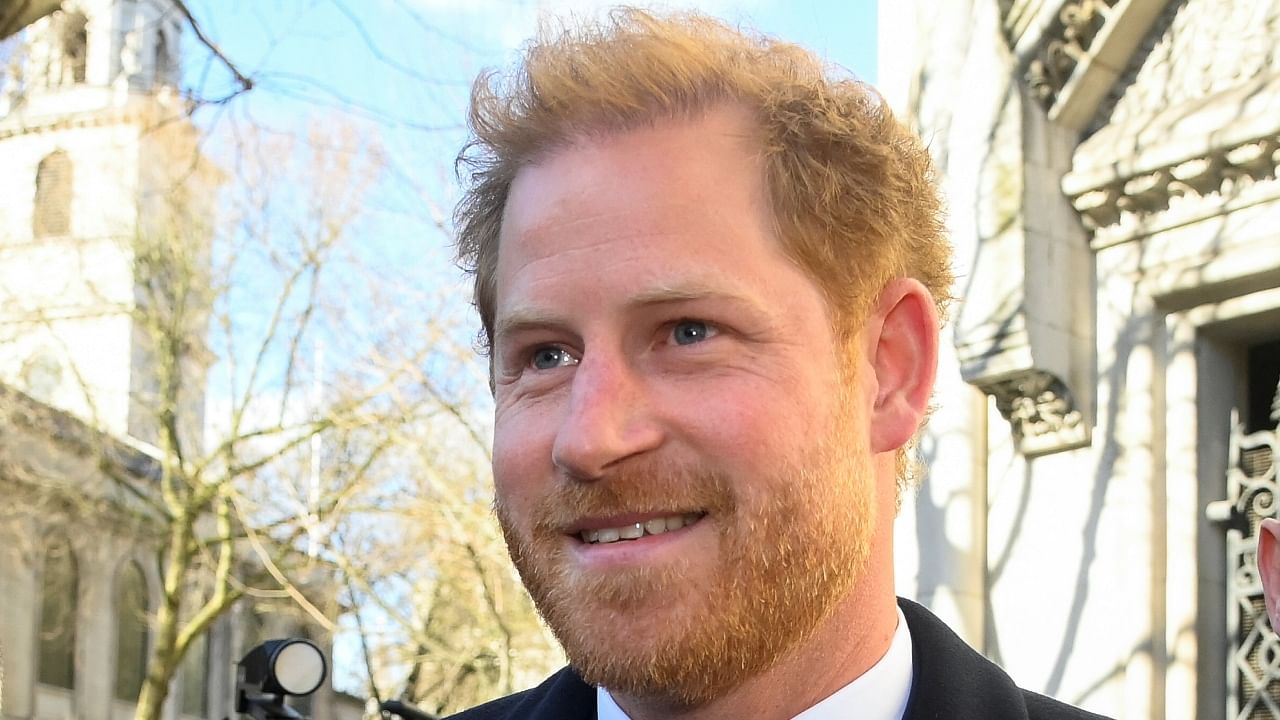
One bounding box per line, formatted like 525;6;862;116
492;407;555;521
666;381;832;478
682;369;833;441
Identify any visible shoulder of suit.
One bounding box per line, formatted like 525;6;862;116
1021;689;1115;720
442;666;593;720
897;597;1116;720
441;687;536;720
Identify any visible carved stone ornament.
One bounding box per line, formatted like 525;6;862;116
1000;0;1171;132
1069;134;1280;235
1025;0;1120;109
1064;71;1280;243
1063;3;1280;242
984;370;1091;457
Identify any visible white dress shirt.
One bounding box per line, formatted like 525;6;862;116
597;606;914;720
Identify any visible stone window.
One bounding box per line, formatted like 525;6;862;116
154;30;173;86
61;11;88;85
115;561;149;702
34;151;73;238
38;541;78;689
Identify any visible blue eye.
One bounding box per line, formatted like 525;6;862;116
672;320;716;346
530;347;577;370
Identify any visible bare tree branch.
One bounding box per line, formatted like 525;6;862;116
171;0;253;93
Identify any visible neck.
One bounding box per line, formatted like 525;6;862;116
613;540;898;720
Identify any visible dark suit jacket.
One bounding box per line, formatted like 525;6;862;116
445;598;1113;720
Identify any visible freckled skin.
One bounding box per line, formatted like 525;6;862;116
489;107;905;720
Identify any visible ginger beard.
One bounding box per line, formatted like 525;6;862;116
495;388;876;708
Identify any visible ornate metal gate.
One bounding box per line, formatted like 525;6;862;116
1209;411;1280;719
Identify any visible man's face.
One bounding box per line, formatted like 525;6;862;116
490;107;877;705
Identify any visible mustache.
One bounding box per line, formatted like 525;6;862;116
517;458;739;535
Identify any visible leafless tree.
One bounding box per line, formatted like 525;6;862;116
0;4;563;716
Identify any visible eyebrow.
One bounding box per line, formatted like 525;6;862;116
493;282;768;344
493;308;569;345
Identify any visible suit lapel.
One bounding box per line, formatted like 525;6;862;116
523;666;597;720
898;598;1030;720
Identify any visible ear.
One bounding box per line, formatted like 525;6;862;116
1260;518;1280;630
864;278;940;454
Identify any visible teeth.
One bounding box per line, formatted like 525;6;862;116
580;514;702;544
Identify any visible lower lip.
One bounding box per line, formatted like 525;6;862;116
568;519;706;567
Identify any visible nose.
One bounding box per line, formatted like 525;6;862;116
551;351;663;480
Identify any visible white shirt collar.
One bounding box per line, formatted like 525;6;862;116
596;606;914;720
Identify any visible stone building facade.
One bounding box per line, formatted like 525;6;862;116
0;3;360;720
881;0;1280;718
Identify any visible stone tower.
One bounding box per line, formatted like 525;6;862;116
0;0;213;442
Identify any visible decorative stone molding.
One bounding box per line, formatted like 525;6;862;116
0;86;188;140
0;83;189;136
998;0;1170;132
1024;0;1120;109
983;370;1090;457
1065;71;1280;242
1070;134;1280;234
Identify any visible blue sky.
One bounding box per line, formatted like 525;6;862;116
183;0;880;314
191;1;878;101
186;0;878;187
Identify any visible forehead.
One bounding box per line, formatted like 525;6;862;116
494;108;780;293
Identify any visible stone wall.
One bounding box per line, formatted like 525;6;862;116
881;0;1280;717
